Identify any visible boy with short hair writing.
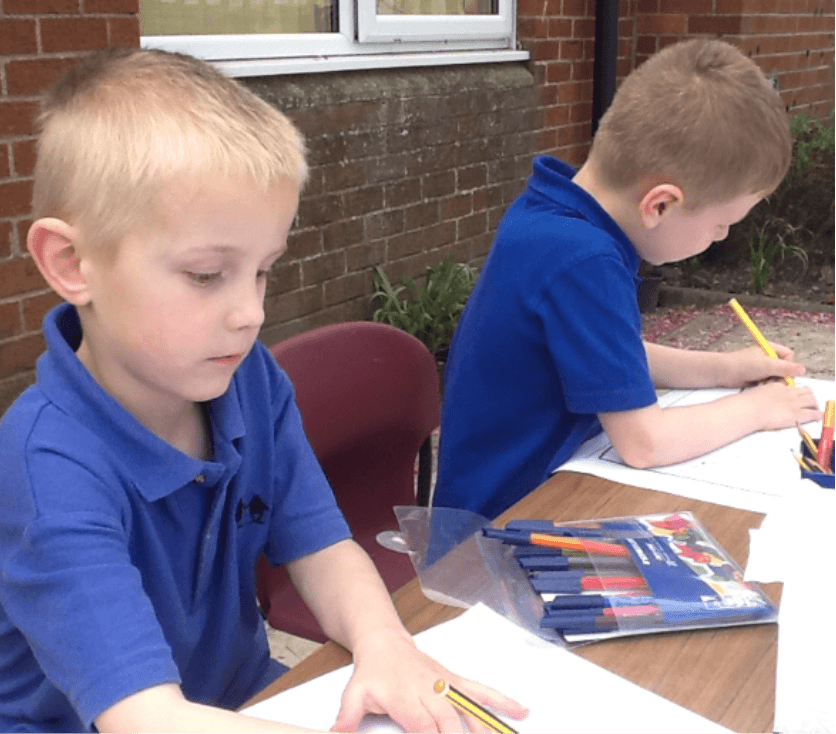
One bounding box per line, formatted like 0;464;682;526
434;38;822;519
0;47;527;733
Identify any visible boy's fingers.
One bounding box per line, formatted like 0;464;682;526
331;684;372;732
453;679;529;720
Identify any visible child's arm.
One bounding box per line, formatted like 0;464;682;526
644;341;806;389
287;539;529;733
599;380;822;469
95;683;317;732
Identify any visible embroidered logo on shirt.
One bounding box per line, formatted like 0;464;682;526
235;494;269;527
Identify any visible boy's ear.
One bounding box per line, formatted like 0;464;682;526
27;218;93;306
638;184;684;229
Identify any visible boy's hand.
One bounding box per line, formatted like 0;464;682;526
330;629;528;733
744;380;822;431
724;342;806;388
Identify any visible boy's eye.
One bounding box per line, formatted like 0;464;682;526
186;271;221;286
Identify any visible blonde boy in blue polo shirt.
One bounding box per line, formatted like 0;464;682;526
0;48;527;732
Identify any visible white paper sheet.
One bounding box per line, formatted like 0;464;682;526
555;378;835;514
745;486;836;733
245;604;729;733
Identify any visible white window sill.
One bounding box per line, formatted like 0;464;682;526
214;49;529;77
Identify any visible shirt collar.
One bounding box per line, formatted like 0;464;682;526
527;155;642;276
37;303;246;501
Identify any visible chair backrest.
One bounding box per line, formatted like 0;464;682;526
269;321;440;538
257;321;441;642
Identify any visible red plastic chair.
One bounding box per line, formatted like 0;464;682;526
256;321;441;642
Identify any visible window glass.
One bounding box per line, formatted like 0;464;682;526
139;0;335;35
377;0;494;15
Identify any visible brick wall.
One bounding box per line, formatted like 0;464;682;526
0;1;140;412
633;0;834;120
247;65;539;347
1;0;833;413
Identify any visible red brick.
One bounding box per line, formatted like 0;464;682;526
571;59;594;80
404;201;440;231
687;14;744;34
87;0;139;11
556;80;593;103
6;58;78;97
569;101;593;122
0;180;34;219
0;333;46;379
345;241;385;272
265;261;301;295
41;18;108;53
12;140;38;178
0;101;39;138
0;371;36;416
384;179;421;208
22;291;62;331
0;145;9;179
322;219;364;252
572;18;595;39
0;257;47;299
457;211;487;240
16;221;32;253
286;228;322;260
0;222;12;259
301;251;346;287
559;40;585;60
660;0;712;10
544;104;570;126
516;0;545;16
0;303;22;340
108;17;140;47
0;19;37;54
4;0;80;12
562;0;588;15
264;285;323;323
440;193;473;219
518;17;548;39
530;40;561;61
638;13;687;34
422;170;455;199
547;18;572;38
323;271;370;307
545;62;572;83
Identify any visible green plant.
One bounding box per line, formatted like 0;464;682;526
748;218;809;294
749;227;778;293
372;256;477;355
788;111;835;179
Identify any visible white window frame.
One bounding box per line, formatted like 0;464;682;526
140;0;528;77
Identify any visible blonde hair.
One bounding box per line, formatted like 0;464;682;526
32;46;308;252
589;38;791;210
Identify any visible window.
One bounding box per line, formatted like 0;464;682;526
139;0;527;77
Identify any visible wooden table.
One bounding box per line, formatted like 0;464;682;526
247;471;780;732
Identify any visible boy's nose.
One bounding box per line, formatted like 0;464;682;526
227;284;265;331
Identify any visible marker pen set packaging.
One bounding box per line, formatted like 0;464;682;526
391;507;777;647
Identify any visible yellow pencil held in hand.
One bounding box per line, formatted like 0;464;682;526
434;679;518;734
728;298;795;387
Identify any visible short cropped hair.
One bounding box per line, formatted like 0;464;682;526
32;46;307;253
589;38;791;210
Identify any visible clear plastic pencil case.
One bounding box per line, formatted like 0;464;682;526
389;507;777;647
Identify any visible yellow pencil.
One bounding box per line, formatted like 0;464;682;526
434;679;518;734
728;298;794;387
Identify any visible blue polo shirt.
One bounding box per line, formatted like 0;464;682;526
0;304;352;732
434;156;657;519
